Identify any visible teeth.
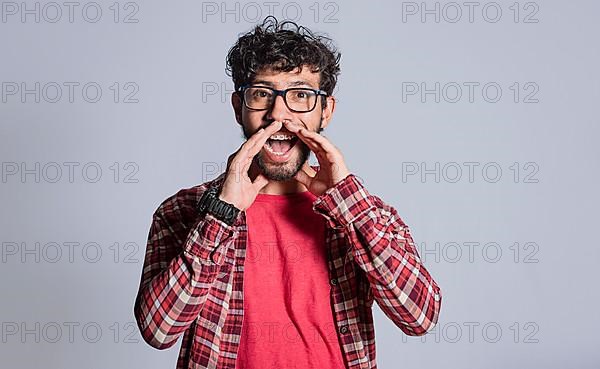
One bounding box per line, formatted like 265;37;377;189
264;144;287;155
264;134;297;155
269;134;295;140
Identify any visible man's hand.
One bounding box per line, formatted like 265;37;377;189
218;120;283;211
284;121;351;197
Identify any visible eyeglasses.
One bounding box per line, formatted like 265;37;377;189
238;85;328;113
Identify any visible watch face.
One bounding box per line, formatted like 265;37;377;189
198;188;215;212
196;185;238;225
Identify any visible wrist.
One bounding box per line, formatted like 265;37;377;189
218;193;242;210
197;187;241;226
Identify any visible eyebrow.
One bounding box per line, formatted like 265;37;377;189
252;80;316;89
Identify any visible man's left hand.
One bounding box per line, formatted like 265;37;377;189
284;121;350;196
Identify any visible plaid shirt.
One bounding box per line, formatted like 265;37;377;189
134;166;442;369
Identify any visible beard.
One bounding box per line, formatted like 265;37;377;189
241;118;322;182
256;139;311;181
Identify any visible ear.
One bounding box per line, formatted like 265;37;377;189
320;96;336;130
231;92;243;126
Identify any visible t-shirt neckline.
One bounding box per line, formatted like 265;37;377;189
253;190;316;203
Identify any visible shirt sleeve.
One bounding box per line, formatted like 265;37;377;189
312;174;442;336
133;200;238;349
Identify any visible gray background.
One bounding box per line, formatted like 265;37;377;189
1;0;599;368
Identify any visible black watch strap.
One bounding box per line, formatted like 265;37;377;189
197;186;241;226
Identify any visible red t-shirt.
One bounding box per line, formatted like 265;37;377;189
234;190;346;369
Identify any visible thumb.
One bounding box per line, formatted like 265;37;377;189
251;173;269;191
294;167;313;187
226;150;238;172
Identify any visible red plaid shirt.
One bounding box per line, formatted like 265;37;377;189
133;166;442;369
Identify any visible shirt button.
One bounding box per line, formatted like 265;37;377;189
339;325;349;334
330;278;338;286
210;249;221;264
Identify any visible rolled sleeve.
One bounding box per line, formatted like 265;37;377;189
312;174;376;228
183;212;239;265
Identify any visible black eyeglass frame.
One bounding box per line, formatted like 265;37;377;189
237;84;329;113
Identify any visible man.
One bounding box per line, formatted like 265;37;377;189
134;16;442;369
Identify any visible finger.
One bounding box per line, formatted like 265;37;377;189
226;153;246;181
299;130;344;168
232;121;281;166
240;152;256;179
288;135;329;170
226;146;244;169
230;130;261;169
295;131;332;168
295;128;325;155
298;128;340;157
293;167;314;187
245;121;283;157
297;130;333;159
233;121;281;181
240;127;266;154
281;120;303;134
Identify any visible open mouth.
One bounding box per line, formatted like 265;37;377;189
264;133;299;156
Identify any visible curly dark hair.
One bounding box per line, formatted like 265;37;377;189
226;16;341;107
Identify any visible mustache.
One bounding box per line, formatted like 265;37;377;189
259;120;307;132
240;116;323;139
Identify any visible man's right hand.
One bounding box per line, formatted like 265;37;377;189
217;120;283;211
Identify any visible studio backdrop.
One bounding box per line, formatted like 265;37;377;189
1;0;599;368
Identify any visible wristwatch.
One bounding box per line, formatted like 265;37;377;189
196;186;241;226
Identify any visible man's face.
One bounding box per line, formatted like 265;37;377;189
232;66;334;181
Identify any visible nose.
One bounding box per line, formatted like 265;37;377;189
266;93;294;123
